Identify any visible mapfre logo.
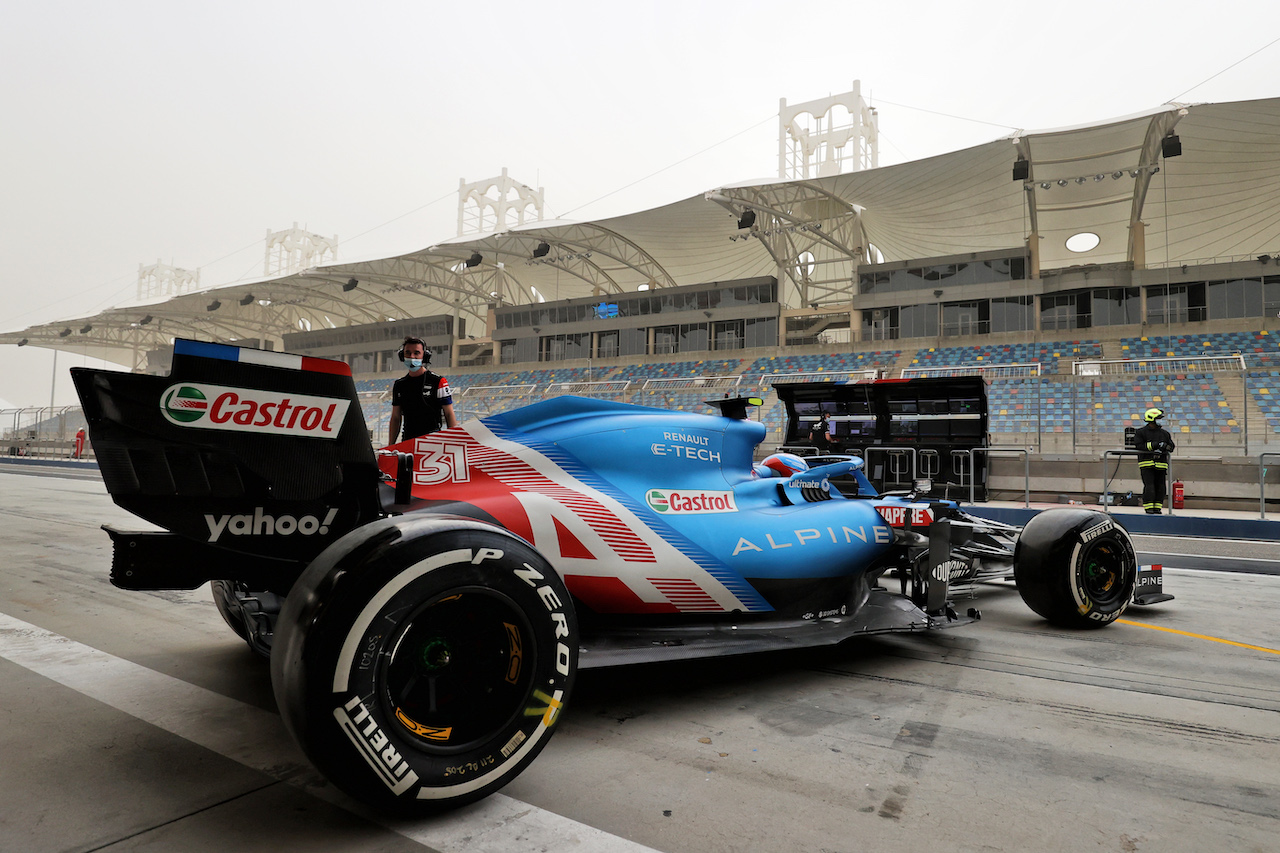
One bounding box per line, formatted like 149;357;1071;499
876;505;934;527
160;383;349;438
646;489;738;514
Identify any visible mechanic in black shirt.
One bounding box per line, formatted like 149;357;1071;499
1133;407;1175;514
388;336;458;443
810;411;834;454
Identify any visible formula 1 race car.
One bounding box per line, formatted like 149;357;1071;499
73;339;1156;817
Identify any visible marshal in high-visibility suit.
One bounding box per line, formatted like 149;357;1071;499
1133;408;1175;514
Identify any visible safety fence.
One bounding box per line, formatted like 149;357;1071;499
2;407;88;459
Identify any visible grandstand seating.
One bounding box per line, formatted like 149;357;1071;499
354;377;393;394
1091;373;1238;434
627;389;725;413
500;367;597;386
1247;372;1280;434
745;351;899;379
347;332;1280;445
987;378;1062;433
1117;331;1280;367
611;359;745;384
907;341;1102;374
987;374;1239;435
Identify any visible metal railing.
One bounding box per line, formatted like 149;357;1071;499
862;446;917;489
2;406;81;459
545;380;631;396
641;375;743;391
1100;450;1172;516
760;369;880;385
1261;452;1280;519
1074;354;1247;375
901;362;1042;380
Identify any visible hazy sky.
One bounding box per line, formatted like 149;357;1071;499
3;0;1279;408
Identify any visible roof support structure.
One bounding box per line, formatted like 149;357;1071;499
1128;108;1187;268
708;183;869;307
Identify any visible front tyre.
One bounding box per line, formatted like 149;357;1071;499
1013;509;1137;629
271;517;577;816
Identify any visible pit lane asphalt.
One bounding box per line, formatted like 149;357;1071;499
3;468;1279;853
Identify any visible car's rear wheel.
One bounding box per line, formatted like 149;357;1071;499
271;517;577;816
1013;509;1137;629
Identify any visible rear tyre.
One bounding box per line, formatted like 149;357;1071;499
271;517;577;816
1013;509;1137;629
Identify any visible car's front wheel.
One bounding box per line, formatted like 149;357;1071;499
1013;509;1137;629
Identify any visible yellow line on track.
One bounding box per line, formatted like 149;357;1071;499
1117;619;1280;655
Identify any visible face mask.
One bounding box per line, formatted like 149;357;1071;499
406;358;423;370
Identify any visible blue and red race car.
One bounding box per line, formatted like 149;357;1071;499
74;339;1156;816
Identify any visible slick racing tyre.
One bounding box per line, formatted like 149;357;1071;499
271;517;578;816
1013;509;1137;629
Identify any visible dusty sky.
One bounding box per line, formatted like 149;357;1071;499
3;0;1279;408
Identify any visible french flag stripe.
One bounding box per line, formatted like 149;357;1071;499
174;339;350;376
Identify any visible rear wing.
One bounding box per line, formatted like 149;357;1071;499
72;339;381;564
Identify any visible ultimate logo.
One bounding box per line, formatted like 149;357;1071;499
162;385;209;423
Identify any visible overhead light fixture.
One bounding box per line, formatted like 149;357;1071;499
343;278;358;292
1260;254;1273;265
1094;174;1105;182
80;324;92;334
465;252;483;268
736;210;756;230
1075;176;1087;184
59;328;72;337
258;298;272;306
1012;158;1029;181
1057;179;1068;187
17;338;27;346
1161;134;1182;158
140;314;153;325
239;293;255;306
532;241;551;258
1112;171;1124;179
1039;182;1051;190
207;299;221;312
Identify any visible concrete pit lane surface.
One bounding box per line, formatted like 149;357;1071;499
2;465;1279;853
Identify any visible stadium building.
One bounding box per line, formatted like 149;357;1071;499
6;91;1280;506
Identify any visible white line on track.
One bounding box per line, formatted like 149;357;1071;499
0;611;658;853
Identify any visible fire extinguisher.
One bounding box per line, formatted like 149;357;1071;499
1172;480;1184;510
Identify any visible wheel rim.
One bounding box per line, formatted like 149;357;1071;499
377;587;536;754
1079;540;1127;607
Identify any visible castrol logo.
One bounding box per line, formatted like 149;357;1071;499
646;489;738;514
160;382;349;438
